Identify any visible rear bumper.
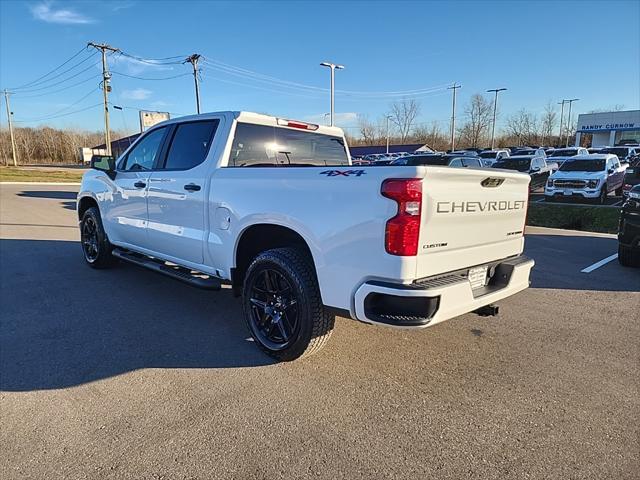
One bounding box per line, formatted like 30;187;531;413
353;255;534;328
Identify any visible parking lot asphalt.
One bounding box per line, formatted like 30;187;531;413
1;184;639;480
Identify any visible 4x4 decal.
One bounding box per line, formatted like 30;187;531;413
320;169;367;177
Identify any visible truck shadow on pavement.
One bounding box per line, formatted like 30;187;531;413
17;190;77;211
0;239;275;392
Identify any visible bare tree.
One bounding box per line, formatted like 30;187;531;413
390;99;420;143
458;94;493;148
357;115;377;145
540;102;557;146
505;109;540;146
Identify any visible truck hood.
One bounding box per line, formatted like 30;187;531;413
550;170;605;180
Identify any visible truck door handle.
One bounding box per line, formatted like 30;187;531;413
134;181;146;189
184;183;201;192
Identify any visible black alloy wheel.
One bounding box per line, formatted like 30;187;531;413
247;269;300;351
81;215;100;263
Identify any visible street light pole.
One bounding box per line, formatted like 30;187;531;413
487;88;506;150
386;115;392;154
320;61;344;127
564;98;579;147
557;100;566;147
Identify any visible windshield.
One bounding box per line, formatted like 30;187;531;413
492;159;531;172
550;149;579;157
559;159;605;172
479;151;498;158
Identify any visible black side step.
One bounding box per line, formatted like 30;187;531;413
112;249;222;290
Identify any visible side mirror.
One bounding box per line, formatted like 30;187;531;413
530;166;540;172
607;167;614;174
90;155;116;178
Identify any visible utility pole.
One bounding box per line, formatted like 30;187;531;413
386;115;393;154
557;100;566;147
88;42;119;156
3;89;18;166
184;54;201;114
564;98;579;147
320;61;344;126
448;83;461;151
487;88;507;150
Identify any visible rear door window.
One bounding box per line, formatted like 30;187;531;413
228;123;349;167
163;120;219;170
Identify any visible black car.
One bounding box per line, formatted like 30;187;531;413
391;154;483;168
622;156;640;197
618;184;640;267
492;155;554;190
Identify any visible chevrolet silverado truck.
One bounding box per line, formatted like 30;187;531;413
77;111;534;361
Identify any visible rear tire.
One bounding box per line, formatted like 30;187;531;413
242;247;334;361
618;244;638;267
80;207;118;269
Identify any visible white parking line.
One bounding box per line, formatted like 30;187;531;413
581;253;619;273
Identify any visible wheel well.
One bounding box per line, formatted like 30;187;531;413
77;196;98;220
233;224;313;295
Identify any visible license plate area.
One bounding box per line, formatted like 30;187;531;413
468;266;489;290
563;189;573;196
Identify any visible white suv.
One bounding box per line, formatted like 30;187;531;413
545;154;627;204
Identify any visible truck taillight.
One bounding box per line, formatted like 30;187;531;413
276;118;319;130
381;179;422;256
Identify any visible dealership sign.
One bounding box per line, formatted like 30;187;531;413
579;122;636;131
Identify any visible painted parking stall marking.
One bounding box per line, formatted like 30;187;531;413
581;253;619;273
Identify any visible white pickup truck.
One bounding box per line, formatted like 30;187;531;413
78;111;534;360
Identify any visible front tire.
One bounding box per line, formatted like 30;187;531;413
598;186;608;205
242;247;334;361
80;207;118;269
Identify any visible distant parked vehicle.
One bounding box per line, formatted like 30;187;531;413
545;154;626;204
622;156;640;197
618;184;640;267
478;149;510;166
450;150;479;156
599;146;638;164
492;155;556;191
391;154;483;168
547;147;589;167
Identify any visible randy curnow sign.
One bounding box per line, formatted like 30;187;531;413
579;123;636;131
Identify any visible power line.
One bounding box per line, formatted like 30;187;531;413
15;86;100;122
12;75;101;99
201;57;451;98
10;60;101;94
13;103;103;123
9;51;98;91
7;46;89;90
111;71;191;81
118;51;187;65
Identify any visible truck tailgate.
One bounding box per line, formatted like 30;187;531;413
415;166;530;279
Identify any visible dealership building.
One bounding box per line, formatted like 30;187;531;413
575;109;640;147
